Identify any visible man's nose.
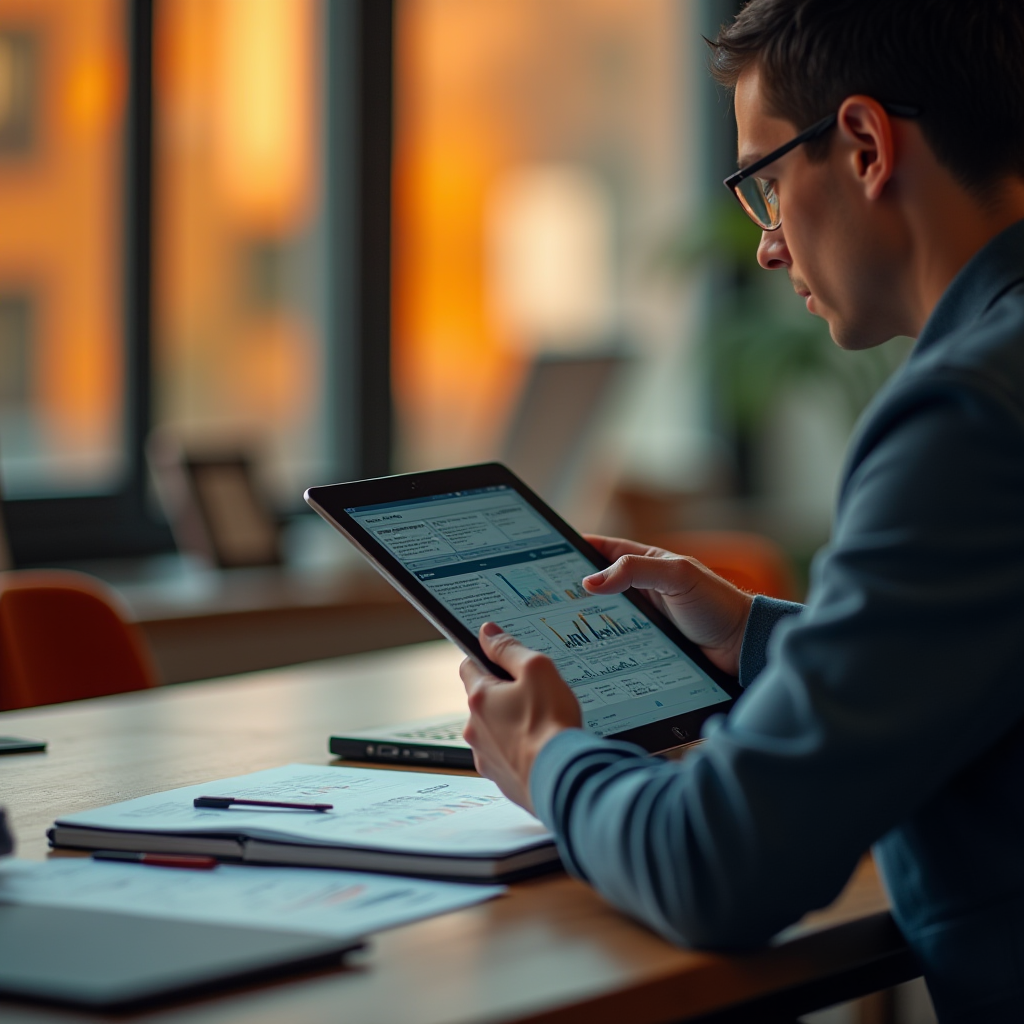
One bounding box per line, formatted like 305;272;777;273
757;226;791;270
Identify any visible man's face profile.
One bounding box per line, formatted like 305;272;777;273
733;66;903;352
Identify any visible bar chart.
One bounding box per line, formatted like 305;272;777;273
494;570;562;607
491;557;590;609
540;608;653;649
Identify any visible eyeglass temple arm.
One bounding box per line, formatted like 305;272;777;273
724;102;922;188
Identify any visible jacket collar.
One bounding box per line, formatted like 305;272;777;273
914;217;1024;354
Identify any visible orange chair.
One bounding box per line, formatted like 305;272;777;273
652;530;800;602
0;570;158;712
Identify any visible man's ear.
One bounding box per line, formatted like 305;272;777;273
836;95;896;201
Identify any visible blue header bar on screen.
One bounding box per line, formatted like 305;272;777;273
413;543;573;581
344;485;510;514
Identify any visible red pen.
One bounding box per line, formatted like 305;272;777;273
92;850;219;870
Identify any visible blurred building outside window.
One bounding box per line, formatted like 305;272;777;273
0;0;127;497
0;0;381;567
392;0;710;531
152;0;330;506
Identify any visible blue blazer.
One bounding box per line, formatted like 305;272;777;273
530;220;1024;1022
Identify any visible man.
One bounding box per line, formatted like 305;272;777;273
458;1;1024;1019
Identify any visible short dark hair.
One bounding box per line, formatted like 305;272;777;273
708;0;1024;194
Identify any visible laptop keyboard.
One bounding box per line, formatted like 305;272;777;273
393;718;468;742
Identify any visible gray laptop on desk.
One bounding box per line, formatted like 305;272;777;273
330;712;474;769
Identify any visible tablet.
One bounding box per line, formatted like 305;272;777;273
305;464;741;754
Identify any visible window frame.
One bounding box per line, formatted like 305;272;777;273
2;0;394;566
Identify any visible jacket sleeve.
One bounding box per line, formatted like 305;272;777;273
529;380;1024;949
737;595;803;686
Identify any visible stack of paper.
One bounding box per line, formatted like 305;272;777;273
0;858;502;940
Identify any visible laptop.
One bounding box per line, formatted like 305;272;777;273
499;351;628;509
330;712;474;769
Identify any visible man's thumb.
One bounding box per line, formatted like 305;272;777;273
478;622;529;672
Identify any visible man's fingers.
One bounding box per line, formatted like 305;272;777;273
462;627;542;695
583;534;667;562
459;655;489;692
585;553;704;597
460;685;498;780
478;622;547;676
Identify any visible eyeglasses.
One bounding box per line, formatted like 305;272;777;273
724;102;922;231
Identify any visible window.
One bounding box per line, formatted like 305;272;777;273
0;1;128;498
152;0;328;502
392;0;703;497
0;0;393;565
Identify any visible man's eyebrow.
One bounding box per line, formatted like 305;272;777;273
737;150;763;170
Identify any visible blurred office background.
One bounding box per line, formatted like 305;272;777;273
0;0;919;658
0;0;909;577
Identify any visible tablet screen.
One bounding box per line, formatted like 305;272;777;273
345;484;731;737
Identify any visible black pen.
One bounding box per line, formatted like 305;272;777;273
193;796;334;812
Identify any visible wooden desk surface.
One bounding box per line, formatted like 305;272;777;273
0;641;914;1024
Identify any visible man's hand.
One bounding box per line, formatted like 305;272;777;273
582;535;753;676
460;622;582;813
459;537;754;811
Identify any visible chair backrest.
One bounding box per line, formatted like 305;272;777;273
652;530;800;602
0;570;158;712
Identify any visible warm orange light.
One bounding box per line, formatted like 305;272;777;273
63;46;125;137
392;0;527;469
153;0;324;486
0;0;125;475
393;0;681;475
212;0;317;236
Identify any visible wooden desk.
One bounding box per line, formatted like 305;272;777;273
0;641;917;1023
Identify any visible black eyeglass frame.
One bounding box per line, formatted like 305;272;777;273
724;101;922;230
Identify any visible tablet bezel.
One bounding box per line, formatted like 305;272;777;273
305;463;742;754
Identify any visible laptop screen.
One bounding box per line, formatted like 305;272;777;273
346;485;730;738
